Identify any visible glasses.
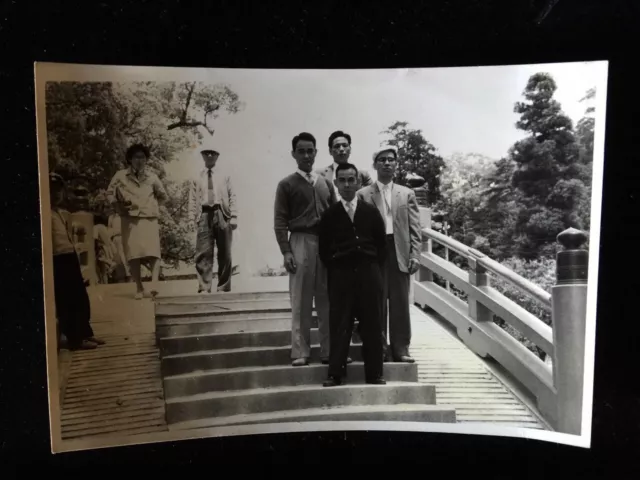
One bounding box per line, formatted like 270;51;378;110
376;157;397;164
295;148;316;155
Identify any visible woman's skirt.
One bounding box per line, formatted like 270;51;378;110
121;216;161;261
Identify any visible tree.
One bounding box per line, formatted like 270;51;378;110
381;121;446;204
45;81;244;269
508;73;590;259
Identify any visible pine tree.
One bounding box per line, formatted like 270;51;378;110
509;73;590;259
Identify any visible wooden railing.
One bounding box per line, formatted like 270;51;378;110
412;208;589;435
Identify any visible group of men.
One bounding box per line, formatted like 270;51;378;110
274;130;422;387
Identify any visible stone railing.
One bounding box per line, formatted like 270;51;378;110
412;208;589;435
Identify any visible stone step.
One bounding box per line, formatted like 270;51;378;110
163;362;418;398
169;404;456;429
157;317;302;338
160;328;325;356
161;344;363;376
165;382;437;423
157;316;359;341
155;299;295;318
157;291;289;304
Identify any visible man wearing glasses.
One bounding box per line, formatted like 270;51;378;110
317;130;373;201
357;146;422;363
274;132;338;367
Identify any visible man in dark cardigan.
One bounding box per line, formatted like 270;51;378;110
318;162;387;387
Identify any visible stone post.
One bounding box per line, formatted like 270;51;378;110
551;227;589;435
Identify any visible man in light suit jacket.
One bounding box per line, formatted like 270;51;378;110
316;131;373;200
188;147;237;293
357;145;421;363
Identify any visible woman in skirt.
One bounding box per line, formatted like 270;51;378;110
106;144;168;299
50;173;105;350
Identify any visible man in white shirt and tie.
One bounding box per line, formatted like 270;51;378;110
357;146;422;363
188;146;237;293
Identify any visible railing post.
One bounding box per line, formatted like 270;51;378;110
552;227;589;435
467;248;492;322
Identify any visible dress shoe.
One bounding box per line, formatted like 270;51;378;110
292;357;309;367
323;376;344;387
87;336;106;345
397;355;415;363
366;377;386;385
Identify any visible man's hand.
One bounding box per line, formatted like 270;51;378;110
284;252;297;274
230;218;238;231
408;258;420;275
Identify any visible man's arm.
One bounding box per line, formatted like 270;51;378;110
407;190;422;260
227;176;238;228
372;206;387;266
273;180;291;255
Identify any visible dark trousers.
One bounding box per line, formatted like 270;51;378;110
53;252;94;347
382;235;412;359
195;207;233;292
328;261;384;380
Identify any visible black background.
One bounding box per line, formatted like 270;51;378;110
1;0;639;470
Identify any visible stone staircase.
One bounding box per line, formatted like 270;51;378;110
154;291;456;430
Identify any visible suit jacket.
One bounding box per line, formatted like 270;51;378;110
316;163;374;188
318;200;387;271
188;168;237;224
357;182;422;273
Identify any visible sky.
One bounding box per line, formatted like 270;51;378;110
161;61;605;274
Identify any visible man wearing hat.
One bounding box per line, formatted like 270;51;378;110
317;130;373;201
188;145;237;293
357;145;421;363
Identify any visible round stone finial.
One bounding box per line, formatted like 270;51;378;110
557;227;588;251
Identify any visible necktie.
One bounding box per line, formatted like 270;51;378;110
207;169;215;204
346;202;355;222
306;173;314;185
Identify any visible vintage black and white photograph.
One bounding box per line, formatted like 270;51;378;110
34;61;607;452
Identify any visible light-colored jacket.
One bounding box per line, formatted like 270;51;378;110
106;168;167;218
357;182;422;273
188;168;237;224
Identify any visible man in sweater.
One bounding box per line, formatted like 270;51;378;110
317;131;373;201
319;163;387;387
274;132;343;367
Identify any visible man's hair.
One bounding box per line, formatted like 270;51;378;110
328;130;351;149
291;132;316;151
125;143;151;164
335;162;359;178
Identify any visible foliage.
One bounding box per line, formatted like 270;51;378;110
380;121;446;204
508;73;591;260
45;81;243;267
